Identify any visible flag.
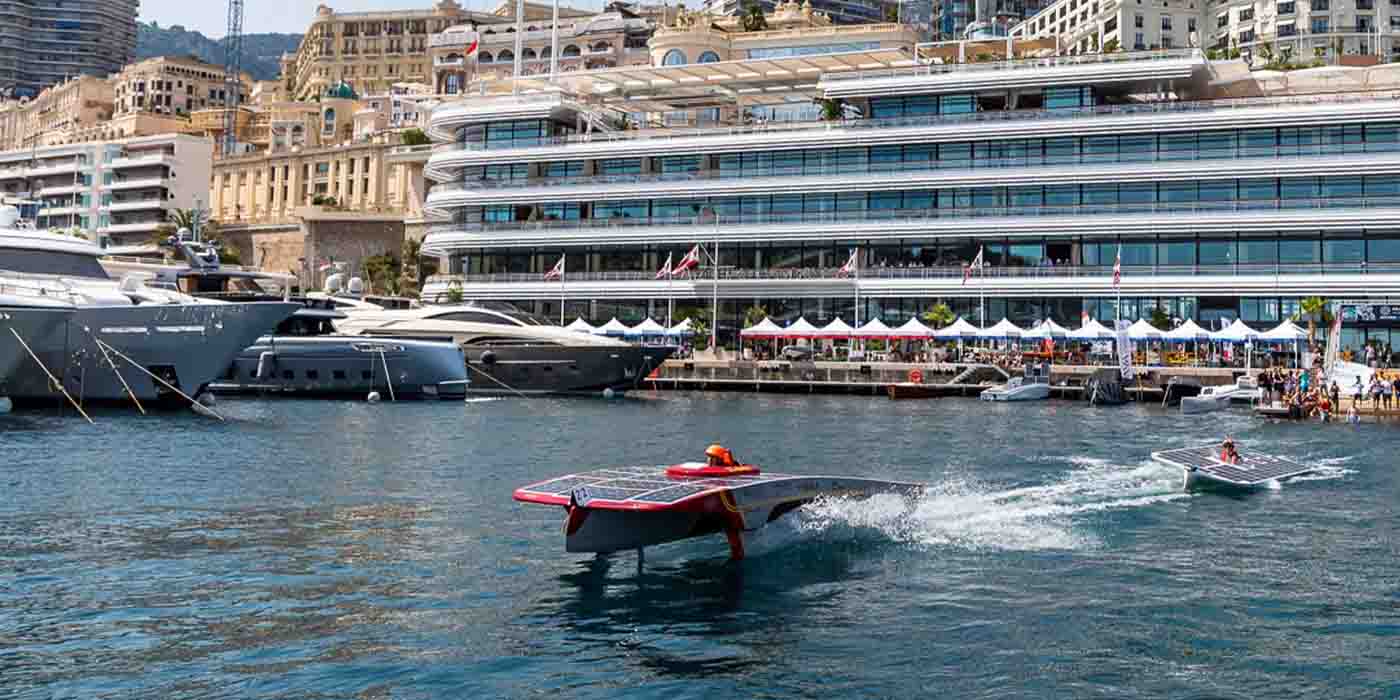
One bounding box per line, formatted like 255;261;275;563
962;246;984;286
836;249;858;278
1112;244;1122;288
654;253;673;280
544;254;565;281
1081;310;1090;327
673;244;702;275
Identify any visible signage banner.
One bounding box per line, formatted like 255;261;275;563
1115;320;1135;381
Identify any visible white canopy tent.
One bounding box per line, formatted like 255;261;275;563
977;318;1024;339
891;318;934;338
1022;319;1070;340
1127;319;1163;341
668;318;695;336
739;317;783;338
1069;318;1115;340
1260;319;1308;342
1163;318;1211;342
564;317;596;334
933;316;981;339
784;317;821;338
854;318;895;338
1212;319;1260;343
817;318;855;338
595;317;631;336
627;318;669;337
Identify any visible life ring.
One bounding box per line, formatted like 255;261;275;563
908;369;924;384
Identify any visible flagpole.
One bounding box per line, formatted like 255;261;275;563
560;254;566;325
710;232;719;355
1115;243;1122;324
854;247;860;328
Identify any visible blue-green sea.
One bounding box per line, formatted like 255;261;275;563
2;393;1396;699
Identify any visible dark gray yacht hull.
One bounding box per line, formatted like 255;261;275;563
462;344;673;396
212;335;468;399
5;302;299;406
1;306;76;393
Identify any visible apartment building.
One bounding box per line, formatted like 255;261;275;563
0;133;213;245
0;77;115;151
700;0;906;25
0;0;139;99
111;56;251;119
1011;0;1398;61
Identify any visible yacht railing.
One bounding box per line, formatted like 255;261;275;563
0;272;83;304
429;90;1400;153
428;196;1400;235
426;262;1400;285
429;145;1400;193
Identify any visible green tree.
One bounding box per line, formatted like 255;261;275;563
444;284;464;305
1298;296;1331;352
921;302;955;328
743;304;769;328
740;2;768;31
400;128;430;146
1149;306;1171;330
1257;41;1275;64
882;3;899;22
814;98;844;121
1102;38;1120;54
362;253;400;295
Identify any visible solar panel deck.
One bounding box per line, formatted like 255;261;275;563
1152;446;1316;486
514;465;795;509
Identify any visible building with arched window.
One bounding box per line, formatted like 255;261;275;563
649;0;920;66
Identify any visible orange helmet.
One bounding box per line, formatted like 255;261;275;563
705;444;729;459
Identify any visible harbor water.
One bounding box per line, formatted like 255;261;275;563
2;394;1397;699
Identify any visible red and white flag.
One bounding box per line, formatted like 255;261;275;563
962;246;984;286
673;244;702;275
654;253;673;280
544;254;565;281
836;249;858;278
1112;244;1122;288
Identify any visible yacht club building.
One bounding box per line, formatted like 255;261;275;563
418;46;1400;352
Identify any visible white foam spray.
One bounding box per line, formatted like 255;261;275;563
760;456;1189;554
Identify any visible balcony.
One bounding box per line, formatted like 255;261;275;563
100;221;163;234
103;177;167;191
108;152;176;170
428;261;1400;286
103;198;165;213
428;90;1400;155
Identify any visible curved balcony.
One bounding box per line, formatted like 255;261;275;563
424;90;1400;173
421;198;1400;254
423;151;1400;212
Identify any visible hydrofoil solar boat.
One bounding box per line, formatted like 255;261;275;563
514;457;921;560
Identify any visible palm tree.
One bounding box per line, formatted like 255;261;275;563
921;302;955;329
1299;296;1330;352
740;2;768;31
166;207;208;235
814;98;844;121
444;284;464;305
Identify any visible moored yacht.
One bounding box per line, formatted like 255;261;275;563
0;207;299;407
0;289;75;403
102;239;470;400
980;363;1053;402
332;302;673;396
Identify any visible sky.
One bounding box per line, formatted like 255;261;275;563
139;0;606;38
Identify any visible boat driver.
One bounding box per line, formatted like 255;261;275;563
705;444;739;468
1220;438;1241;465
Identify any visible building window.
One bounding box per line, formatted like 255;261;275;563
697;51;721;63
1238;7;1254;21
1216;13;1229;27
662;49;687;65
1161;15;1172;30
1278;1;1295;12
1134;32;1145;49
1134;13;1144;27
1311;17;1328;32
1188;17;1197;32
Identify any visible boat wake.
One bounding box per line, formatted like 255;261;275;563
463;397;505;404
1283;455;1356;483
758;457;1187;555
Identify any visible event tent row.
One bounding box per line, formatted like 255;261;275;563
565;317;696;337
735;317;1313;343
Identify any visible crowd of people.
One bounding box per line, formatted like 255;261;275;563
1257;366;1398;421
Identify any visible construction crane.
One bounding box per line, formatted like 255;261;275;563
222;0;245;156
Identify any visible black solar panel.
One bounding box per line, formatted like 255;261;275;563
1153;446;1315;485
518;465;798;506
631;483;713;503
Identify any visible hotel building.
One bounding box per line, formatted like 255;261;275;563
0;0;139;99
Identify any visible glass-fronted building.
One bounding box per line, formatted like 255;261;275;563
419;49;1400;356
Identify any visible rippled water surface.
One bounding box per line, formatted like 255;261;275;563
2;394;1398;699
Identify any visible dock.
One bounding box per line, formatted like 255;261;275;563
642;359;1254;400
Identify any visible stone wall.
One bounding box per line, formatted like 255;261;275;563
219;207;406;292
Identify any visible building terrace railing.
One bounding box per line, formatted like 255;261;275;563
836;47;1200;83
428;145;1400;193
430;90;1400;153
427;197;1400;235
426;262;1400;285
